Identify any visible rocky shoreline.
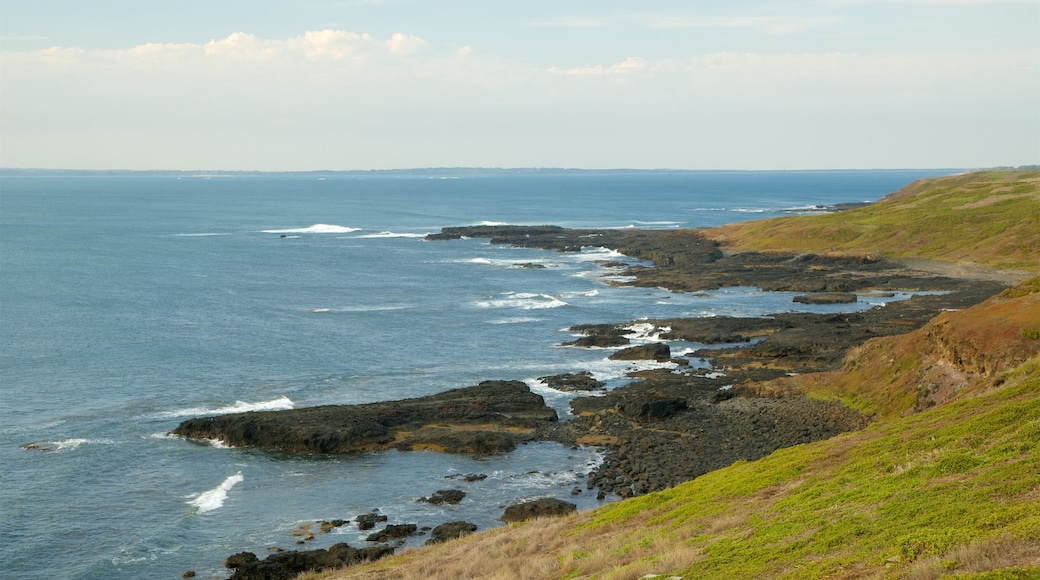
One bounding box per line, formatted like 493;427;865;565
425;226;1008;498
173;225;1011;578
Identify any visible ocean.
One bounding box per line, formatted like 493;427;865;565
0;169;957;578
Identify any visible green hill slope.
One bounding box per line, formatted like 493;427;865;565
706;170;1040;272
322;352;1040;579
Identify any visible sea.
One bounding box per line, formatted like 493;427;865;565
0;169;958;579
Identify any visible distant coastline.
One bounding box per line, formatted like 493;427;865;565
0;166;986;178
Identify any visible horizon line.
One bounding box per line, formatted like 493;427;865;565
1;166;993;175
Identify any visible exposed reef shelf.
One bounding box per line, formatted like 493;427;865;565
172;381;558;455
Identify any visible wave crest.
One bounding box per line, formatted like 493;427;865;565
154;396;294;419
261;224;360;234
189;472;244;513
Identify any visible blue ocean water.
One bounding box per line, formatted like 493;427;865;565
0;169;957;578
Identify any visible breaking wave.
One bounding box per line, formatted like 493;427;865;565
153;396;294;419
189;472;244;513
261;224;360;234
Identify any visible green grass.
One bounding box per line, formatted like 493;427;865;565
573;358;1040;579
707;170;1040;271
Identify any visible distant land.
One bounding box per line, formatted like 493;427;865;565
1;166;1009;178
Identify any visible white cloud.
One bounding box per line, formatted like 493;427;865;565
386;32;426;55
554;56;647;76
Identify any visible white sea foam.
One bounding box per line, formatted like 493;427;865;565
478;292;568;310
560;289;599;299
633;221;682;228
584;357;678;381
488;317;543;324
352;231;429;239
623;322;671;342
189;472;243;513
261;224;361;234
154;396;294;419
573;246;627;262
305;304;413;313
476;221;509;226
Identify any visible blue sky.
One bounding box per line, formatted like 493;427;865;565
1;0;1037;170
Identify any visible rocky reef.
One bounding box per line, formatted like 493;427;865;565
172;380;558;455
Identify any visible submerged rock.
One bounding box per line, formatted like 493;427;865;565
418;489;466;505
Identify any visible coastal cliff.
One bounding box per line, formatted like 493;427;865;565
306;170;1039;579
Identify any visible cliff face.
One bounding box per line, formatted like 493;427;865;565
803;277;1040;418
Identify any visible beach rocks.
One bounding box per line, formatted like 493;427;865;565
793;292;858;304
608;342;671;362
171;381;558;456
355;512;388;531
225;544;394;580
501;498;577;522
366;524;419;543
418;489;466;505
426;521;478;545
538;371;605;392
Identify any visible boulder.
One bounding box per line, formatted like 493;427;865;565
538;371;605;392
355;512;387;530
426;521;478;545
617;392;688;422
609;343;671;362
366;524;418;543
501;498;577;523
224;552;259;569
418;489;466;505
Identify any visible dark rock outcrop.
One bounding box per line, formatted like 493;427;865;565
418;489;466;505
355;512;387;531
608;343;671;362
501;498;577;522
538;371;605;392
793;293;858;304
426;521;478;545
366;524;419;543
172;381;557;455
225;544;393;580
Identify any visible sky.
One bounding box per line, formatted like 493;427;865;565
1;0;1038;170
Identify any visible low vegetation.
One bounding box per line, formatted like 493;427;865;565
307;171;1040;579
705;170;1040;271
315;353;1040;579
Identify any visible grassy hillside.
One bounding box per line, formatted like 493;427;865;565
320;353;1040;579
705;170;1040;271
786;277;1040;420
